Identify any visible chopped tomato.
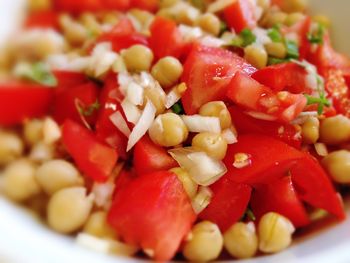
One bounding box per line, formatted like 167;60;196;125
133;135;177;176
226;72;307;123
62;119;118;182
224;0;257;33
96;18;148;53
251;176;310;227
229;106;302;148
199;177;251;232
252;62;311;94
52;82;100;126
53;71;87;87
181;45;256;114
95;74;128;159
108;171;196;261
291;153;345;220
53;0;130;12
0;83;54;125
25;10;59;29
149;17;185;60
130;0;158;12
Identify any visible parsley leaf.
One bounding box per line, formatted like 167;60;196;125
285;40;300;59
78;100;101;117
219;21;228;35
229;28;256;48
171;102;184;115
307;24;325;44
268;26;283;43
305;94;330;115
268;57;291;65
15;62;57;87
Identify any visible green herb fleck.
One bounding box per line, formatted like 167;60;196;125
171;102;184;115
307;24;325;44
268;26;283;43
219;21;228;35
15;62;57;87
268;57;291;65
285;40;300;59
78;100;101;117
305;77;330;115
229;28;256;48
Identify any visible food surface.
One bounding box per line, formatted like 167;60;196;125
0;0;350;261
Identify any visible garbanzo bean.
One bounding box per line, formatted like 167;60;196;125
143;86;166;115
223;222;258;259
170;167;198;198
262;11;288;27
265;42;287;59
301;116;320;144
83;211;117;239
244;44;268;69
43;117;61;145
192;132;228;160
28;0;51;11
59;14;89;46
319;115;350;145
176;5;200;25
285;12;305;26
160;0;180;8
80;13;102;37
322;150;350;184
151;56;183;88
149;113;189;147
0;131;24;165
280;0;307;13
183;221;223;262
29;142;55;162
197;13;221;36
257;0;271;10
47;187;93;233
23;119;43;146
312;15;331;28
35;159;84;195
199;101;232;129
258;212;295;253
121;45;154;72
1;159;40;202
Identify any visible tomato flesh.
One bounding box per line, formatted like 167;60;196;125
224;0;257;33
108;171;196;261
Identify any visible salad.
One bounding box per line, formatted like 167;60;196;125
0;0;349;261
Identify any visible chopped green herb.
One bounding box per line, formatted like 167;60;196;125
229;28;256;48
305;94;330;115
15;62;57;87
171;102;184;115
307;24;325;44
268;26;283;43
219;21;228;35
268;57;291;65
285;40;300;59
78;100;101;117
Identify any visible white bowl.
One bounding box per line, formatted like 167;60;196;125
1;1;350;262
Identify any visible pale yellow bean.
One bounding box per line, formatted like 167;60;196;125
322;150;350;184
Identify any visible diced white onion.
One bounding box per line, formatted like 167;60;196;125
76;233;138;256
126;82;144;106
245;111;277;121
178;25;203;42
43;117;61;145
29;142;54;162
92;42;112;55
181;115;221;134
109;111;131;137
207;0;236;13
118;72;133;90
121;99;141;124
191;186;213;214
165;87;182;109
127;101;156;151
169;148;227;186
47;55;91;72
199;36;226;47
314;143;328;157
222;126;238;144
92;181;115;209
290;111;318;125
252;28;271;45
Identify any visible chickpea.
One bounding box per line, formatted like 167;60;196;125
1;159;40;202
320;115;350;145
80;13;102;37
192;132;228;160
262;11;288;27
160;0;180;8
257;0;271;11
0;131;24;165
197;13;221;36
312;15;331;28
301;116;320;144
83;211;117;239
47;187;93;233
280;0;307;13
223;222;258;259
265;42;287;59
151;56;183;88
244;44;268;69
143;86;166;115
170;167;198;198
149;113;189;147
28;0;51;11
176;5;200;25
183;221;223;262
129;9;154;26
121;45;154;72
258;212;295;253
59;14;89;46
43;117;61;145
35;160;84;195
285;12;305;26
29;142;55;162
23;119;44;146
322;150;350;184
199;101;232;129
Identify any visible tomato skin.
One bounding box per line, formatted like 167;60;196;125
0;83;54;126
25;10;59;29
52;82;99;126
62;119;118;182
226;72;307;123
96;18;148;53
224;0;257;33
199;177;251;232
133;135;177;176
149;17;185;60
95;74;128;159
53;71;87;87
181;45;256;114
229;106;302;148
251;176;310;227
291;153;345;220
252;62;311;94
108;171;196;261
